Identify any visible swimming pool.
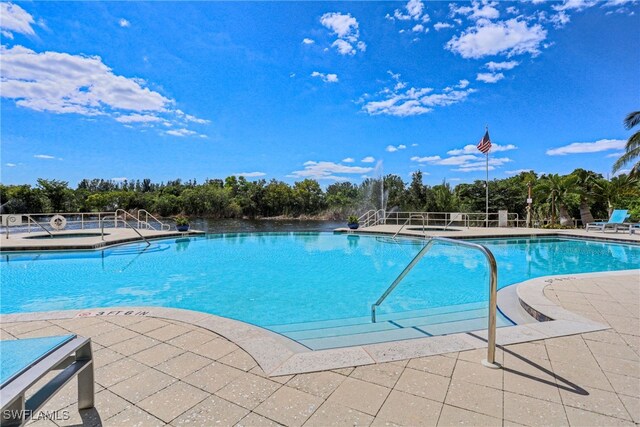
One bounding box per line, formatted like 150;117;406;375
1;233;638;347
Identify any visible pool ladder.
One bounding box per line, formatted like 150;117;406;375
371;236;500;369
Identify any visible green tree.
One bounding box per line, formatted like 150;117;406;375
613;111;640;176
36;179;73;212
534;174;578;225
292;179;325;215
570;168;601;226
595;174;639;216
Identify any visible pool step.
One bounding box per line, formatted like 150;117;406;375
268;302;512;350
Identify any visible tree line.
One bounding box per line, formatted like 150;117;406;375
1;169;638;225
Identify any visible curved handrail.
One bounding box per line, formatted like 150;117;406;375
100;215;151;246
114;209;153;230
371;236;499;368
137;210;171;231
392;214;427;239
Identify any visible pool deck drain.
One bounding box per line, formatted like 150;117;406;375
1;271;638;426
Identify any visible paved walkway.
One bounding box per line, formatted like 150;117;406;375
3;274;638;426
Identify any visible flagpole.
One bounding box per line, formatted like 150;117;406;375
485;125;489;228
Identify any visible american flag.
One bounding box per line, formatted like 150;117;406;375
477;130;491;154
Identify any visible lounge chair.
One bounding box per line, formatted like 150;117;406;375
585;210;629;232
0;335;94;426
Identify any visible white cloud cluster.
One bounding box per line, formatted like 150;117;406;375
342;157;355;163
118;18;130;28
477;72;504;83
387;0;430;22
451;1;500;21
361;156;376;163
485;60;519;71
288;161;373;181
434;22;454;31
546;139;626;155
447;143;517;155
34;154;58;160
320;12;366;56
411;153;512;172
311;71;339;83
385;144;407;152
361;73;475;117
302;38;315;45
0;3;36;38
446;18;548;59
505;169;534;175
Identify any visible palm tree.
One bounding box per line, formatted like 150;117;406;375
534;174;578;226
571;168;600;226
613;111;640;176
595;174;639;216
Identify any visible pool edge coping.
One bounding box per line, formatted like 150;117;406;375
2;270;634;376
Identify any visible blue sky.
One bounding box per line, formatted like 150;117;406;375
1;0;639;187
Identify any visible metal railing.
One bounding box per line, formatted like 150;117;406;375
100;216;150;246
25;215;53;237
358;209;386;228
138;210;171;231
370;236;500;368
393;214;427;239
358;210;524;228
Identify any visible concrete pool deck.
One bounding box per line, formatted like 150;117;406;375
1;272;638;426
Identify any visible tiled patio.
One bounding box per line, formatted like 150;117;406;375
2;273;638;426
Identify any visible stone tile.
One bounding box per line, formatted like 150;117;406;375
406;355;456;378
503;369;562;403
60;389;130;425
445;381;503;419
451;359;502;390
127;318;171;334
619;394;639;424
91;327;139;347
604;371;640;397
109;335;160;356
72;321;121;338
137;381;209;423
236;412;281;426
146;323;193;342
350;362;405;388
1;320;53;335
254;386;323;427
376;390;442;426
505;341;550;361
104;315;146;327
109;368;176;403
172;395;249;426
586;340;639;362
166;329;217;349
95;357;147;388
332;367;356;376
437;404;501;426
93;346;125;369
215;373;281;410
130;342;184;367
326;377;390;416
559;387;632;420
304;401;374;427
458;347;504;365
582;330;629;346
564;406;636;427
286;371;345;399
191;337;239;360
550;360;614;393
15;325;73;339
596;354;640;379
105;405;165;426
156;351;212;379
183;362;244;393
219;349;258;372
394;367;451;402
503;392;569;426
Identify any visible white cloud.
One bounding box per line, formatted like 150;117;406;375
606;151;625;158
386;144;407;152
552;0;598;12
0;45;208;135
477;72;505;83
447;143;517;155
505;169;534;175
446;18;547;59
389;0;430;22
288;161;373;181
411;143;419;147
111;177;128;182
118;18;130;28
0;3;36;37
411;152;512;172
342;157;355;163
485;60;519;71
320;12;366;56
546;139;626;155
434;22;454;31
165;128;197;137
411;155;441;163
302;38;315;44
412;24;425;32
5;163;17;167
34;154;57;160
311;71;339;83
234;172;267;177
361;156;376;163
451;1;500;20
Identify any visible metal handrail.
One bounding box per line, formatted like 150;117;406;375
138;210;170;231
444;213;469;230
100;216;150;246
392;214;427;239
26;215;53;237
114;209;153;230
371;236;500;368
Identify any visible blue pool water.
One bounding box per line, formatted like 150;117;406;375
1;234;638;329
